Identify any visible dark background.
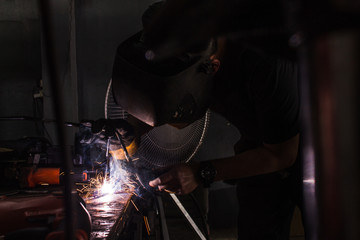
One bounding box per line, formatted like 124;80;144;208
1;1;359;239
0;0;240;230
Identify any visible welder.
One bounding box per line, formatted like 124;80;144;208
96;1;303;239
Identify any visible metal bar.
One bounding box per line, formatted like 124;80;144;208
298;42;319;240
169;193;207;240
0;116;80;127
38;0;75;239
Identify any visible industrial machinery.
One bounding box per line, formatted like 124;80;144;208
0;137;93;240
0;1;218;239
0;80;211;240
102;79;212;240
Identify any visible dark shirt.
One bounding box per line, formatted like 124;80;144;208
210;41;300;153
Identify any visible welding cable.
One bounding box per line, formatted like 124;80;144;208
155;194;171;240
189;192;210;240
0;116;79;141
32;85;44;136
0;116;54;144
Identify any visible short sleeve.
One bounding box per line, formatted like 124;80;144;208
251;57;300;144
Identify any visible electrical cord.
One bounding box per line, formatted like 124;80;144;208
32;83;54;144
189;192;210;240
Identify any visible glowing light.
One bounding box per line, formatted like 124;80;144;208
303;178;316;184
76;151;137;201
101;181;115;195
99;193;114;203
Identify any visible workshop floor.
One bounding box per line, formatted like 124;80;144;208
164;206;305;240
209;227;237;240
162;185;306;240
209;207;305;240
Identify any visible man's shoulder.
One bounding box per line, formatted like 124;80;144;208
218;43;277;95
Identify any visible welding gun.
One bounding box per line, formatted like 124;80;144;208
91;119;161;192
77;119;161;193
77;118;137;162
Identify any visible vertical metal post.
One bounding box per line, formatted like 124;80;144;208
38;0;75;239
310;31;360;240
298;1;360;239
298;43;319;240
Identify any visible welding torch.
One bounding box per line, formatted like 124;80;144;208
78;118;156;191
99;129;133;177
113;128;159;193
115;130;132;163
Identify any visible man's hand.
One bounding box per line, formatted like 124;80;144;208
148;163;200;195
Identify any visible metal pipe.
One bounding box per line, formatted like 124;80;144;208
38;0;75;239
0;116;80;127
298;40;319;240
298;1;360;239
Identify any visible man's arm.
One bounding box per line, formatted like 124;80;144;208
149;133;299;194
214;133;299;181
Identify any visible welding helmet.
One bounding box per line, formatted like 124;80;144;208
111;31;216;127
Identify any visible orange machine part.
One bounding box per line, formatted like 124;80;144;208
27;168;60;187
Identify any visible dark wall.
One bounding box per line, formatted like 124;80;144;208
0;0;42;140
0;0;240;230
41;0;157;144
0;0;156;141
75;0;156;120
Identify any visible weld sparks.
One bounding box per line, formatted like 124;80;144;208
77;158;137;201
